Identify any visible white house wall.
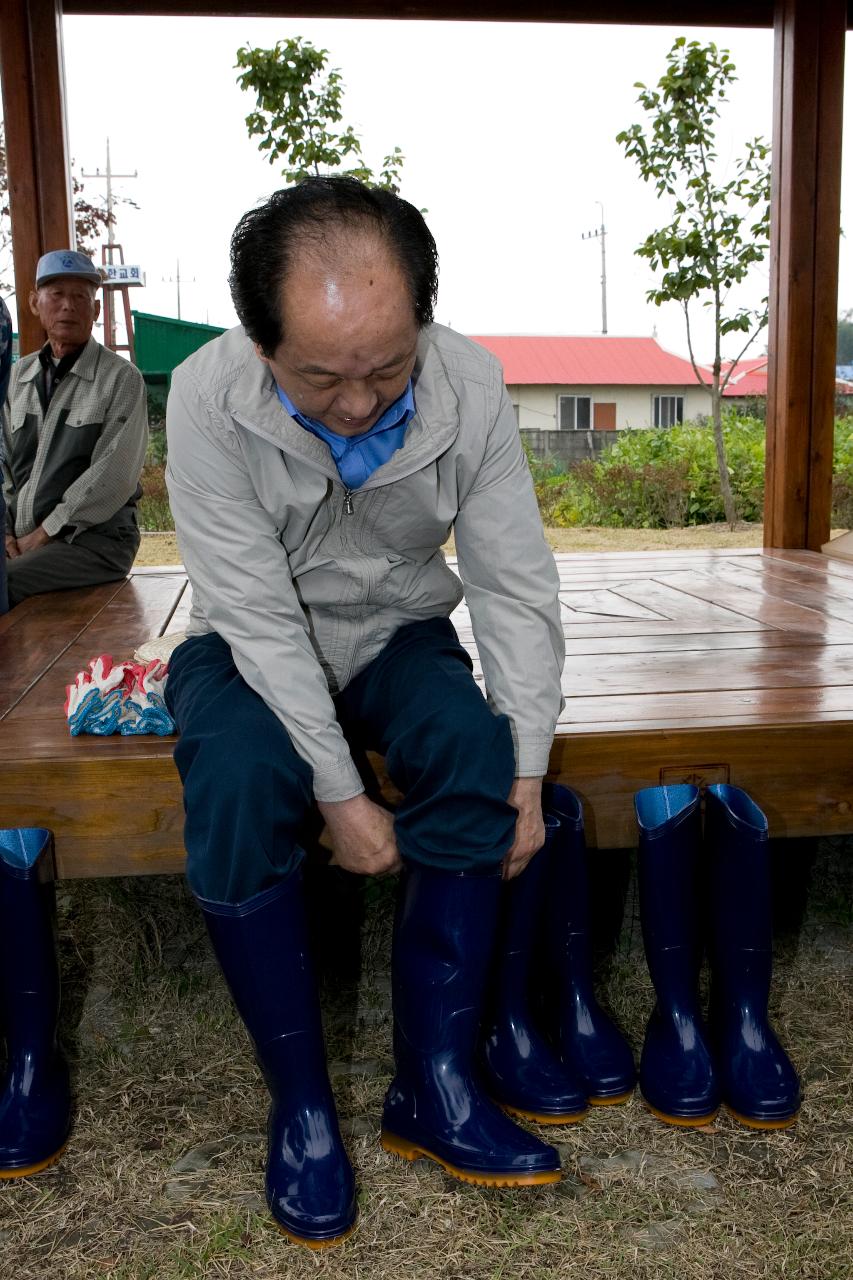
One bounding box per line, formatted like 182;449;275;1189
508;384;712;431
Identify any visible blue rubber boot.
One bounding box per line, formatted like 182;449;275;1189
480;819;589;1125
540;783;636;1105
381;865;562;1185
705;784;801;1129
634;786;720;1127
0;828;71;1178
198;874;357;1248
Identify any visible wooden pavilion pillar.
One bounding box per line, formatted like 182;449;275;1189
765;0;846;549
0;0;75;355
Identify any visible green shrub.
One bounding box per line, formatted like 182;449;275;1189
146;427;168;467
545;416;766;528
138;463;174;531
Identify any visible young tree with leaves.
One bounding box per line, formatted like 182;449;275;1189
235;38;405;192
617;38;771;525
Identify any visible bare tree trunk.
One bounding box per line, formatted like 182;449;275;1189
711;381;738;526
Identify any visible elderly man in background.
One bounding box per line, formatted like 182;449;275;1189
165;178;569;1248
2;251;147;608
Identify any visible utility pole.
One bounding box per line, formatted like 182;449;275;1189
581;203;608;335
82;137;138;252
163;260;196;321
82;138;137;346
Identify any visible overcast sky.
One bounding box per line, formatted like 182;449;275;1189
5;17;853;363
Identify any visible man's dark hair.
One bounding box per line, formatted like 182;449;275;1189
229;177;439;356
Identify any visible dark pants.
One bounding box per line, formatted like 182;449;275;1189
0;491;7;615
6;527;139;608
165;618;518;903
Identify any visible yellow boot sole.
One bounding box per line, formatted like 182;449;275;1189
725;1105;799;1131
273;1220;357;1250
381;1130;561;1186
644;1101;719;1128
0;1143;67;1179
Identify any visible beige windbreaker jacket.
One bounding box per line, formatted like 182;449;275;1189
165;322;565;803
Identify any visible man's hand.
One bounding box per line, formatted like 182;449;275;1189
317;793;402;879
15;526;52;555
4;534;20;560
502;777;546;880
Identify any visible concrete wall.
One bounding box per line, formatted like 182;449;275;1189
509;382;712;432
521;428;617;464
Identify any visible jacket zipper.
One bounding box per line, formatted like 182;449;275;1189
343;488;354;515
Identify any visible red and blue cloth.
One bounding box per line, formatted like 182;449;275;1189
64;654;175;736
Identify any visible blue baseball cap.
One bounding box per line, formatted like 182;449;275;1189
35;250;102;288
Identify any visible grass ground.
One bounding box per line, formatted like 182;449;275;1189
2;527;850;1278
134;522;777;568
1;842;849;1280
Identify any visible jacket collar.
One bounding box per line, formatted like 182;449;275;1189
19;335;100;384
226;326;460;487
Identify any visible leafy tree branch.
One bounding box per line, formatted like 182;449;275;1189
235;38;405;192
617;38;771;525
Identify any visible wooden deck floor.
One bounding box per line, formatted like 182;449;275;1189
1;548;852;877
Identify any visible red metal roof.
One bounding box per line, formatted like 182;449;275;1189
466;335;703;386
719;357;769;397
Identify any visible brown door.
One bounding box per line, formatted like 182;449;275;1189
594;402;617;430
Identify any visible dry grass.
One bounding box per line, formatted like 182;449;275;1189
1;840;850;1280
134;524;782;568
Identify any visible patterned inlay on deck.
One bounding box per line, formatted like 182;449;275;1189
451;548;853;734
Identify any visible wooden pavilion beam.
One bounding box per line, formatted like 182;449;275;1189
765;0;846;550
59;0;779;21
0;0;75;354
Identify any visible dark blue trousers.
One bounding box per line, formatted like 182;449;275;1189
165;618;517;903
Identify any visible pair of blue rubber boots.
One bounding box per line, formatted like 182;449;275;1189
635;783;801;1130
195;781;633;1248
0;829;71;1181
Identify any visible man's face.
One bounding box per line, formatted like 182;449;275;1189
259;244;419;438
29;279;100;353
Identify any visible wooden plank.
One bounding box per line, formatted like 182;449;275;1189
651;568;851;633
572;576;775;628
0;580;130;718
555;684;853;731
548;721;853;847
5;577;188;717
705;562;853;627
765;0;846;549
731;550;853;596
0;720;176;762
765;548;853;581
562;626;853;657
552;548;763;566
0;0;75;355
561;644;853;697
0;756;185;879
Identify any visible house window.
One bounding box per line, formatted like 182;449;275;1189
557;395;591;430
653;395;684;427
